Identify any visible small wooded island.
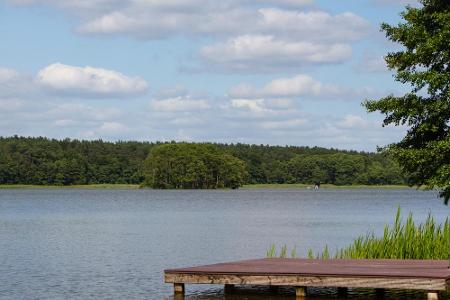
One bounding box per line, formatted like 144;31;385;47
0;136;406;189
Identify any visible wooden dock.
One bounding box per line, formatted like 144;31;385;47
165;258;450;299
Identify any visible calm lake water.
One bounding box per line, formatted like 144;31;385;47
0;188;448;300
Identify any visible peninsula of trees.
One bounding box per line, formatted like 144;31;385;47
0;136;406;188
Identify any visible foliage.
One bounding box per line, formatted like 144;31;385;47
0;136;151;185
363;0;450;203
269;208;449;260
142;143;248;189
0;136;406;187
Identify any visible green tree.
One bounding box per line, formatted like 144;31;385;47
142;143;248;189
364;0;450;203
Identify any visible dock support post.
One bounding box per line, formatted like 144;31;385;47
224;284;235;294
174;283;185;295
338;287;348;296
375;288;385;299
427;292;439;300
295;286;307;298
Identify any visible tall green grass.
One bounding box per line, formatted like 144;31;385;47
267;208;449;260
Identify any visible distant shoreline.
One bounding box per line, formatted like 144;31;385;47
242;183;412;189
0;183;412;190
0;184;141;189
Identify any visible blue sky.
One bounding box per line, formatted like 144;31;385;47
0;0;417;151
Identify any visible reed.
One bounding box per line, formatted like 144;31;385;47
267;207;449;260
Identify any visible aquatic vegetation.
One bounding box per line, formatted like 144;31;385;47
267;208;449;260
266;244;277;258
266;244;298;258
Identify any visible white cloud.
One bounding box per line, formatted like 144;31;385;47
8;1;369;42
230;74;346;99
0;83;406;151
227;97;297;119
201;35;351;71
37;63;148;98
8;1;370;73
75;1;256;38
257;8;369;42
231;99;268;114
150;96;210;112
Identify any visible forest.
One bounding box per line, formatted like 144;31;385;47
0;136;407;188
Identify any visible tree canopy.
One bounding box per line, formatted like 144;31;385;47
0;136;406;188
142;143;248;189
363;0;450;203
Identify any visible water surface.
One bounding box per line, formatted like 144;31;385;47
0;188;448;299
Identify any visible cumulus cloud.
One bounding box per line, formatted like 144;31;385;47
75;1;256;38
74;5;369;42
201;35;351;71
229;74;348;99
256;8;369;42
11;1;368;42
36;63;148;98
0;81;405;150
0;64;148;100
227;97;297;119
7;1;370;73
150;96;210;112
231;99;268;114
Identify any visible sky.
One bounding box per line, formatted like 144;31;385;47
0;0;419;151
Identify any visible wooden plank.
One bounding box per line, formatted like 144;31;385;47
165;258;450;279
165;273;448;291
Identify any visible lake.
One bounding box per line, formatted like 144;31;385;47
0;188;448;299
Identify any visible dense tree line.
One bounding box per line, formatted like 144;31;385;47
221;144;405;185
0;136;407;187
0;136;151;185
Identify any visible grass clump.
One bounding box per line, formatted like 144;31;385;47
268;207;449;260
266;244;298;258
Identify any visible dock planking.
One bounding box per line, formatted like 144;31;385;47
165;258;450;299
